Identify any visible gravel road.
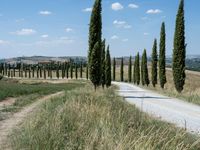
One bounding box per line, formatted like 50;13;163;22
113;82;200;134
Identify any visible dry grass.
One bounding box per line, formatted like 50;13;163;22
10;83;200;150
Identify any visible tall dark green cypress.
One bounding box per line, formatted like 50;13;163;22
133;56;136;84
101;39;106;88
88;0;102;90
86;64;89;80
143;49;150;86
113;57;116;81
80;62;83;78
105;45;111;87
135;52;140;85
120;57;124;82
70;63;73;79
128;56;132;82
75;64;78;79
141;53;144;86
159;22;167;89
151;39;158;87
173;0;186;93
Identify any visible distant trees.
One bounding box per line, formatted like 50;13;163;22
172;0;186;93
105;45;111;87
120;57;124;82
151;39;158;87
159;22;167;89
128;56;132;82
88;0;102;90
135;53;140;85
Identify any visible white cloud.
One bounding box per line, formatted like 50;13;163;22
65;28;73;32
111;35;119;40
111;2;123;11
113;20;132;29
41;34;49;38
144;32;149;36
122;39;128;42
146;9;162;14
0;40;10;45
82;8;92;12
39;11;52;15
11;29;37;36
128;4;139;9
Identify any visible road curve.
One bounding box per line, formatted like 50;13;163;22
113;82;200;134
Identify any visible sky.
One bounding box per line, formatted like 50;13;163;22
0;0;199;58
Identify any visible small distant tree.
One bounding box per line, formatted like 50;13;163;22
105;45;111;88
86;64;89;80
32;66;34;78
29;67;31;78
151;39;158;87
70;63;73;79
141;54;144;86
75;64;78;79
113;57;116;81
128;56;132;82
80;62;83;78
120;57;124;82
37;66;39;78
44;67;46;79
56;64;59;79
40;67;42;78
133;56;136;84
172;0;186;93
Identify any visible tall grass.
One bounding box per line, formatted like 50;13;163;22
10;84;200;150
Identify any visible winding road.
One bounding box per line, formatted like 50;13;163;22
113;82;200;134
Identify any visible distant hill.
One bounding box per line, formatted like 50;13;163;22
0;55;199;71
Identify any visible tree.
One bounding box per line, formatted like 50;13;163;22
120;57;124;82
143;49;150;86
70;63;73;79
88;0;102;90
88;0;102;65
89;42;102;90
105;45;111;87
128;56;132;82
101;39;106;88
80;62;83;78
172;0;186;93
86;64;89;80
75;64;78;79
113;57;116;81
141;53;144;86
151;39;158;87
135;52;140;85
44;66;46;79
159;22;167;89
133;56;136;84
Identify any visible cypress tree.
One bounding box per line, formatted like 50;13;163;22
86;64;89;80
159;22;167;89
143;49;150;86
56;64;59;79
80;62;83;78
141;53;144;86
151;39;158;87
101;39;106;88
172;0;186;93
89;42;102;90
113;57;116;81
40;67;42;78
66;63;69;79
44;67;46;79
62;64;65;79
32;66;35;78
13;67;15;77
135;52;140;85
133;56;136;84
29;67;31;78
88;0;102;65
75;64;78;79
120;57;124;82
70;63;73;79
88;0;102;90
105;45;111;87
128;56;132;82
37;66;39;78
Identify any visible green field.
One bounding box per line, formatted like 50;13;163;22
10;83;200;150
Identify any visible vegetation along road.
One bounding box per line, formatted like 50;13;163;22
113;82;200;134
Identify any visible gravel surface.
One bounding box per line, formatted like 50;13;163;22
113;82;200;134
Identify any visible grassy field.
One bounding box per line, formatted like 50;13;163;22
10;83;200;150
115;66;200;105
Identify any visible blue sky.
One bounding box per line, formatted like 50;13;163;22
0;0;199;58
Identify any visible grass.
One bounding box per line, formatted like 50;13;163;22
10;83;200;150
115;66;200;105
0;78;83;101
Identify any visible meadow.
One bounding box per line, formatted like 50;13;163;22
9;83;200;150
